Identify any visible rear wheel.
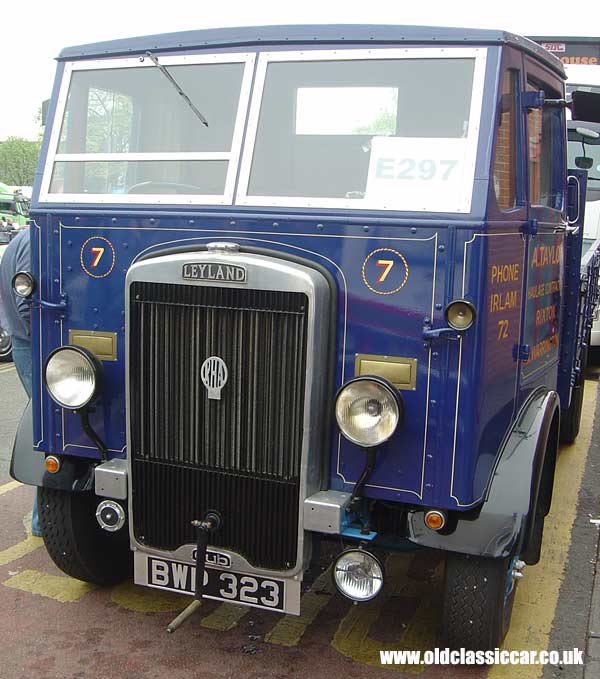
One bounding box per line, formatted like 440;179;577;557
560;345;587;444
38;487;132;585
443;553;518;650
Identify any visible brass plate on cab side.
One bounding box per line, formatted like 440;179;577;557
68;330;118;362
354;354;417;391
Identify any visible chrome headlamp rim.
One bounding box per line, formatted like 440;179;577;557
334;375;403;448
44;345;102;410
444;299;477;331
11;270;36;298
332;548;385;602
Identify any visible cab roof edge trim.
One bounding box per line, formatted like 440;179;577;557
56;23;565;77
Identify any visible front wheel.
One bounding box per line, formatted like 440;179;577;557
443;553;518;650
38;487;132;585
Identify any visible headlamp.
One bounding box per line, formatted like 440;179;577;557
333;549;384;602
44;346;102;409
12;271;36;298
335;376;403;448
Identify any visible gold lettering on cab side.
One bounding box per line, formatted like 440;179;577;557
489;290;518;313
488;259;521;342
523;235;564;372
490;263;520;284
535;304;556;327
529;334;559;361
531;244;562;268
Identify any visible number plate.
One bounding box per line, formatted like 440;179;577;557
136;553;295;613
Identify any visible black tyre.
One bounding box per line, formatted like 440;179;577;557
443;553;517;651
38;486;132;585
0;325;12;362
559;381;584;443
560;360;586;444
589;345;600;366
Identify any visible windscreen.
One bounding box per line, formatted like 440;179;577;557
568;137;600;181
568;126;600;241
241;50;485;213
45;55;252;201
42;48;485;212
0;199;15;214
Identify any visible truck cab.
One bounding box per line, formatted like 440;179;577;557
567;119;600;355
10;25;600;651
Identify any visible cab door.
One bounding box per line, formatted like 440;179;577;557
521;58;567;387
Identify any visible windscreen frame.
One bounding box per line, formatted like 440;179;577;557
235;47;488;214
38;51;256;205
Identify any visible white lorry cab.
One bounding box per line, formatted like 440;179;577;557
530;37;600;356
565;66;600;354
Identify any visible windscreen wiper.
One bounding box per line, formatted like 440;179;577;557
145;51;209;127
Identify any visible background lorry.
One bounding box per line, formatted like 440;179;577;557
531;37;600;361
0;181;30;231
10;25;600;652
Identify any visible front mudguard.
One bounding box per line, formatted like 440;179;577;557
10;401;94;491
407;389;559;561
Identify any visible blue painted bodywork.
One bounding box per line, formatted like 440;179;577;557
28;26;578;523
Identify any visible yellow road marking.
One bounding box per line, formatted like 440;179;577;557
201;603;250;631
0;535;42;567
111;581;187;613
265;568;335;646
0;480;21;496
0;389;592;678
3;569;95;602
0;364;15;373
22;511;33;536
490;384;597;679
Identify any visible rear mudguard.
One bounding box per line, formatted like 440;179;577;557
10;402;93;491
407;389;559;560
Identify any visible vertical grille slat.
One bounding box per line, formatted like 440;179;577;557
130;281;309;570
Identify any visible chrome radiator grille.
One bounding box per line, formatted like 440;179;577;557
129;282;309;570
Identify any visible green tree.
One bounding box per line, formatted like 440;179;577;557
0;137;41;185
353;109;397;136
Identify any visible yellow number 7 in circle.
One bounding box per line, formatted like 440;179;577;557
90;247;105;268
375;259;394;283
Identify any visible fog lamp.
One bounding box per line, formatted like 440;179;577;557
12;271;36;298
333;549;384;602
335;376;403;448
44;346;101;409
445;300;476;331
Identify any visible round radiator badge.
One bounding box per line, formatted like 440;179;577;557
80;236;116;279
201;356;229;400
362;248;409;295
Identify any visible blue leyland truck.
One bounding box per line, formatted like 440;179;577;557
9;25;600;650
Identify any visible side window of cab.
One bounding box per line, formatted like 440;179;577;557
526;78;565;211
493;69;519;211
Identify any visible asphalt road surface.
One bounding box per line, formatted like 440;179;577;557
0;361;599;679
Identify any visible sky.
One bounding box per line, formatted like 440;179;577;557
2;0;599;141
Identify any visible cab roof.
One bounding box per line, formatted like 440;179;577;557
58;24;565;77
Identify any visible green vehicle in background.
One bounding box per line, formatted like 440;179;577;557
0;182;30;228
